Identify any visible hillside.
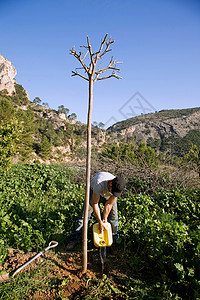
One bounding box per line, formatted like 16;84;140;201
0;85;107;166
1;53;200;164
108;108;200;156
1;83;200;164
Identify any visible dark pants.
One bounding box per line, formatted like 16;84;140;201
69;190;119;245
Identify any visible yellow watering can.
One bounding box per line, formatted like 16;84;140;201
93;222;113;247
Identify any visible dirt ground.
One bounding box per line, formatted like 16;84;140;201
0;246;129;299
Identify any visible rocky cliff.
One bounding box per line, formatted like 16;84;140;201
108;108;200;144
0;54;17;95
1;53;199;159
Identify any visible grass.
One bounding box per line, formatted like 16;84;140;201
0;259;56;299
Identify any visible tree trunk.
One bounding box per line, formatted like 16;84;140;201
82;76;93;273
70;34;120;273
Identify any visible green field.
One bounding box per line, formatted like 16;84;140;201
0;164;199;299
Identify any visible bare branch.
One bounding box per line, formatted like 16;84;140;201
70;35;121;83
94;73;122;82
87;36;95;74
95;57;121;76
93;34;108;57
82;50;89;61
92;34;114;64
70;47;89;74
102;33;109;44
87;36;93;58
72;71;89;81
99;38;114;59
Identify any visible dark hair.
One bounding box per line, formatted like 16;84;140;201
112;175;126;197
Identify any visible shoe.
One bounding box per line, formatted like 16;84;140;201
66;240;77;251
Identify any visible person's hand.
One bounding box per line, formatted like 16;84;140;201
99;220;107;234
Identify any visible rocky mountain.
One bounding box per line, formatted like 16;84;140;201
108;108;200;155
1;53;199;161
0;54;17;95
108;108;200;140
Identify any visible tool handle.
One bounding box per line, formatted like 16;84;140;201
47;241;58;249
12;241;58;277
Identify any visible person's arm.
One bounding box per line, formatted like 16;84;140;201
92;192;107;233
103;196;116;222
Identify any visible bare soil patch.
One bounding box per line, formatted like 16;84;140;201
1;247;129;299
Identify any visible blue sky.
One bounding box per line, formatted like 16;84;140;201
1;0;200;127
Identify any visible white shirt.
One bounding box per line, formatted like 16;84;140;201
90;172;115;200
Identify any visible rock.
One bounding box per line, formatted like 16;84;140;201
108;109;200;142
0;53;17;95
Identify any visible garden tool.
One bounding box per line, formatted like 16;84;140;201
0;241;58;282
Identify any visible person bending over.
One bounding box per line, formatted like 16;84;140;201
66;172;126;253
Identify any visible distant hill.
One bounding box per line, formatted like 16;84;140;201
1;54;200;162
0;85;106;164
108;107;200;156
1;83;200;162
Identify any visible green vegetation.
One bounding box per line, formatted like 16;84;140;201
0;164;84;254
0;120;22;170
102;141;158;168
0;88;34;161
109;107;200;132
15;108;35;158
0;96;15;122
0;260;123;299
0;85;88;163
0;84;200;298
57;104;69;116
0;163;199;299
108;106;200;159
36;135;52;159
148;130;200;157
0;259;59;299
1;83;200;166
12;84;29;106
118;186;200;299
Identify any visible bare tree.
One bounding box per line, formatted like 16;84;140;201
70;34;121;273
